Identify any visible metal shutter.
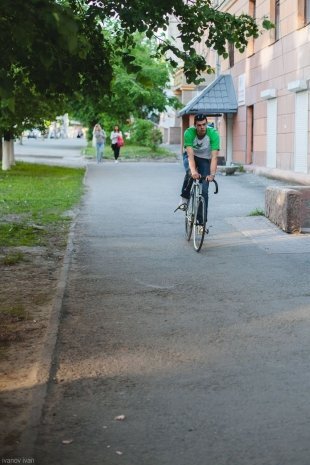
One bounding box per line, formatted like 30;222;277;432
294;91;308;174
266;99;277;168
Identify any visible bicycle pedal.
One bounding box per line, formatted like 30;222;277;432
174;204;187;213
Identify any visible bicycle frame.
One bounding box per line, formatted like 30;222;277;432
185;178;218;252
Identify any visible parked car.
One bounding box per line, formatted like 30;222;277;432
27;129;41;138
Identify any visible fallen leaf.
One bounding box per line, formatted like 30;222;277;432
114;415;126;421
116;451;123;456
62;439;74;445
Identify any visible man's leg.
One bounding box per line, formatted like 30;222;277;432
180;169;193;200
195;157;210;224
182;151;189;171
174;169;193;211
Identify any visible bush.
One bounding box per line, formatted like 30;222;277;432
130;119;163;151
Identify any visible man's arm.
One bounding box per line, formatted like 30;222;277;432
206;150;218;182
186;146;200;179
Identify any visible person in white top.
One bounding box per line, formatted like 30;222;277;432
110;125;123;163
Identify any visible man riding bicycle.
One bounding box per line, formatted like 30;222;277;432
178;114;220;224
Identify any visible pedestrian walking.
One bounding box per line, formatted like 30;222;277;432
93;124;106;163
110;125;124;163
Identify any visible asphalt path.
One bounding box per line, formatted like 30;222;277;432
32;160;310;465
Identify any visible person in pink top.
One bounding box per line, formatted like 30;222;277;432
110;125;123;163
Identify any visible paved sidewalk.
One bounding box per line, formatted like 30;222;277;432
29;162;310;465
14;138;88;167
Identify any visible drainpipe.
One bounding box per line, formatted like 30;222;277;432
226;113;233;166
216;50;220;78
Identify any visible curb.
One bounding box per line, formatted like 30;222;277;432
15;166;88;458
244;165;310;186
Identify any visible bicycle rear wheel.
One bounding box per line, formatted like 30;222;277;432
193;196;206;252
185;193;194;241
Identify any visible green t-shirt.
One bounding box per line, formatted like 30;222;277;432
184;126;220;159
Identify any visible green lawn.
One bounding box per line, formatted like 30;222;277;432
0;163;85;247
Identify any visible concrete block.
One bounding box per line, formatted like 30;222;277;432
218;166;238;175
265;187;302;233
289;186;310;232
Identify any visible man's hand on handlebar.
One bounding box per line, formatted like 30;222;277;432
191;170;200;180
190;171;215;182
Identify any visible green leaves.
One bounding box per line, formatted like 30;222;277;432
262;18;275;31
0;0;274;138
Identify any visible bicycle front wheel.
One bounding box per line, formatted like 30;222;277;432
193;196;206;252
185;194;194;241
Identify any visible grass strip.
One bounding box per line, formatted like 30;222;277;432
0;162;85;247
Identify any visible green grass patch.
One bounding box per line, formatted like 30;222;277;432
83;142;177;160
0;304;30;342
248;208;265;217
0;305;29;321
0;162;85;247
1;251;25;265
0;223;46;247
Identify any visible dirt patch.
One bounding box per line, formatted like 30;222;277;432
0;237;67;457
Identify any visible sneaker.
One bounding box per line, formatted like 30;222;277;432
115;160;119;163
174;199;188;212
179;197;188;209
198;225;209;235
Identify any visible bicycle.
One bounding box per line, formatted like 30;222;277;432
183;177;218;252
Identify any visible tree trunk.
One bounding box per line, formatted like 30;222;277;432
9;139;15;166
2;141;11;170
2;130;13;171
0;137;3;162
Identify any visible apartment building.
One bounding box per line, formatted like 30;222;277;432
218;0;310;174
162;1;310;175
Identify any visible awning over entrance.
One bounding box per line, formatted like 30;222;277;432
178;74;238;116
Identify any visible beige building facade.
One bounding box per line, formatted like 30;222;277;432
219;0;310;174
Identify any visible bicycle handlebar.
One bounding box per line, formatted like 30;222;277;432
193;177;219;194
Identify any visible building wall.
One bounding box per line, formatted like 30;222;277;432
219;0;310;174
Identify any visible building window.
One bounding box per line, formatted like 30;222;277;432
298;0;310;27
275;0;280;40
270;0;280;41
248;0;256;55
249;0;256;18
306;0;310;23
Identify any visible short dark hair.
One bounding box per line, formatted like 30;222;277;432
194;114;207;124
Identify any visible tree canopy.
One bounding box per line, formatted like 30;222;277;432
72;34;180;131
0;0;273;137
